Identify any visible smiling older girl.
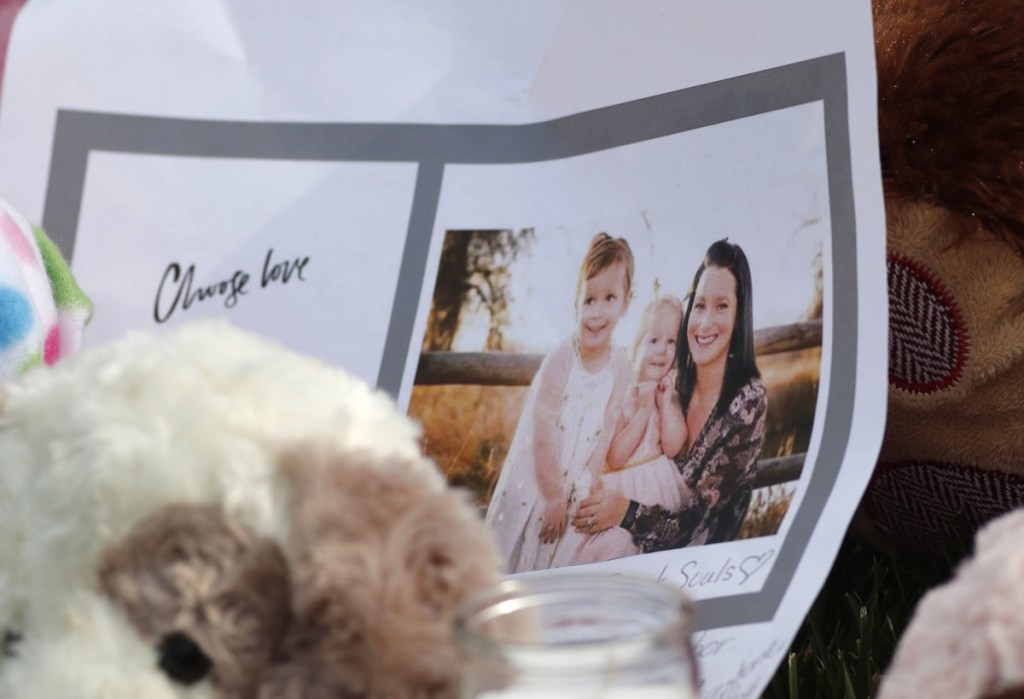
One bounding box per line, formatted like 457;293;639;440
485;233;634;573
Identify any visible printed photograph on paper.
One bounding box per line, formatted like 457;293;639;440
407;102;827;575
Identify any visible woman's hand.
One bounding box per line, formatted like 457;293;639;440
539;498;569;544
573;480;630;534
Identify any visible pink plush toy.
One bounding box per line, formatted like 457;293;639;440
878;508;1024;699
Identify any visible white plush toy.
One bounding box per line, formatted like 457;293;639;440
0;320;502;698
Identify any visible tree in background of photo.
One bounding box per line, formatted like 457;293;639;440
422;228;534;352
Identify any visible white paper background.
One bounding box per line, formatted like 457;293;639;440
0;2;887;696
76;154;419;378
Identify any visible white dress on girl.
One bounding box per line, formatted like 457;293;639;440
485;337;629;573
572;388;689;565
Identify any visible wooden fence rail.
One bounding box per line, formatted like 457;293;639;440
414;320;821;386
414;319;822;488
752;453;806;489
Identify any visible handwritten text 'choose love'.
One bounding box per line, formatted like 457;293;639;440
154;248;310;323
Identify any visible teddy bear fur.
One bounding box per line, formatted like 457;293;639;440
875;0;1024;250
255;445;503;698
0;320;502;698
866;1;1024;693
859;0;1024;553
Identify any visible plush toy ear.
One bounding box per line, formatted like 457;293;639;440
270;442;502;699
397;488;503;619
279;441;501;617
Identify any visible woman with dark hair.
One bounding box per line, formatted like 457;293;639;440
573;238;767;551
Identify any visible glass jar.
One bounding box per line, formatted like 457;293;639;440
455;571;699;698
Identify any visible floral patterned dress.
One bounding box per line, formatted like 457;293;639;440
629;377;767;551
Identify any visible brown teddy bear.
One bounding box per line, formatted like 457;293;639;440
858;0;1024;554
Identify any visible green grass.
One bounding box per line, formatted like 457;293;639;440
762;535;964;698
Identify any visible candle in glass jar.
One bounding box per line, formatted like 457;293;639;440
456;572;700;699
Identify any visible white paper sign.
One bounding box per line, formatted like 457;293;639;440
0;2;887;696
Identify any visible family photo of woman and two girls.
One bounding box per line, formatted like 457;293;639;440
485;232;768;574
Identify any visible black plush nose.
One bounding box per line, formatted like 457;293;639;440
158;631;212;685
2;630;21;658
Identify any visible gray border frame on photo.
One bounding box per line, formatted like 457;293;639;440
41;52;855;630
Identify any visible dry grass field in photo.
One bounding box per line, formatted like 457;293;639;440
409;345;820;540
